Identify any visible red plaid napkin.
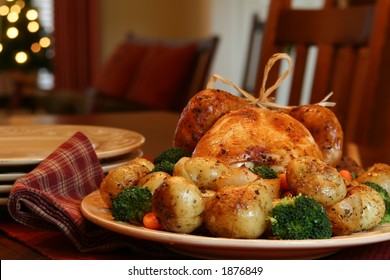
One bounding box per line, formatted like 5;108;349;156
6;131;173;256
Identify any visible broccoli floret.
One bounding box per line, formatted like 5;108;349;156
111;186;152;224
269;194;332;240
251;165;278;179
363;181;390;223
153;147;191;165
151;161;175;175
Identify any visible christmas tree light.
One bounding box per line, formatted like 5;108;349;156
0;0;51;72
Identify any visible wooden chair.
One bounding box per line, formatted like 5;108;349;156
242;14;265;93
253;0;390;161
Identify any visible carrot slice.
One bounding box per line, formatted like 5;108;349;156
279;172;289;190
143;212;162;230
339;169;353;182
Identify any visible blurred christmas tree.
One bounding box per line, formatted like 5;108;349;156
0;0;52;72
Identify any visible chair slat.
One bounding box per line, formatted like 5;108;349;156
311;46;334;103
289;44;308;105
276;7;374;45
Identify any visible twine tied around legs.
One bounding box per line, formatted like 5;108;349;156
206;53;335;109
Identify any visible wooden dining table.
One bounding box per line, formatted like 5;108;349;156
0;110;389;260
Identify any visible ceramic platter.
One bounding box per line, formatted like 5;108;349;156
0;173;27;182
0;125;145;166
81;190;390;260
0;184;12;194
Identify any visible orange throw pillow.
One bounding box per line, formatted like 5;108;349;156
125;42;197;110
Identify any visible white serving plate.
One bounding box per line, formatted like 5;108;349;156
0;173;27;182
81;190;390;260
0;184;12;194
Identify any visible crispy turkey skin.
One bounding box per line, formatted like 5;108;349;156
193;106;323;171
173;89;248;153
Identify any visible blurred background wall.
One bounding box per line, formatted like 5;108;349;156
98;0;323;91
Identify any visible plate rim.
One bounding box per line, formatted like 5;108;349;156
81;190;390;255
0;124;145;166
0;173;27;182
0;184;12;194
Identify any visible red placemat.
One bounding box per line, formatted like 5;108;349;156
0;211;183;260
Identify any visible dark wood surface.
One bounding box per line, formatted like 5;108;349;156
0;111;181;157
0;110;389;260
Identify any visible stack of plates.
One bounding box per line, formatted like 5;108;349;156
0;125;145;205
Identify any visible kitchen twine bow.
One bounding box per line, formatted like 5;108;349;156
206;53;336;109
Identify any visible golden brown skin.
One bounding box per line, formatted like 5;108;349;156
138;171;171;194
173;156;261;192
99;158;154;208
173;156;230;191
357;163;390;196
173;89;248;153
286;156;347;207
204;183;273;238
152;176;205;233
348;184;386;231
193;106;323;172
327;192;363;236
285;105;343;166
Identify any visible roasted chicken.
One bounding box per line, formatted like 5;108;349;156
193;106;323;172
174;89;344;168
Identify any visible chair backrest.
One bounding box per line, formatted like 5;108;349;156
242;14;265;93
184;36;220;109
254;0;390;148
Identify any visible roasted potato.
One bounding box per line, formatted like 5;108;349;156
327;192;363;236
357;163;390;196
217;177;280;201
138;171;171;194
173;156;230;191
286;156;347;207
348;184;386;231
152;176;205;233
100;158;154;208
174;156;263;192
200;189;216;206
215;165;259;190
204;183;273;238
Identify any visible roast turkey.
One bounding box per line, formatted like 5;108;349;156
192;106;323;172
174;89;343;167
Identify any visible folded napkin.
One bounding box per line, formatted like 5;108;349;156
7;131;173;256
